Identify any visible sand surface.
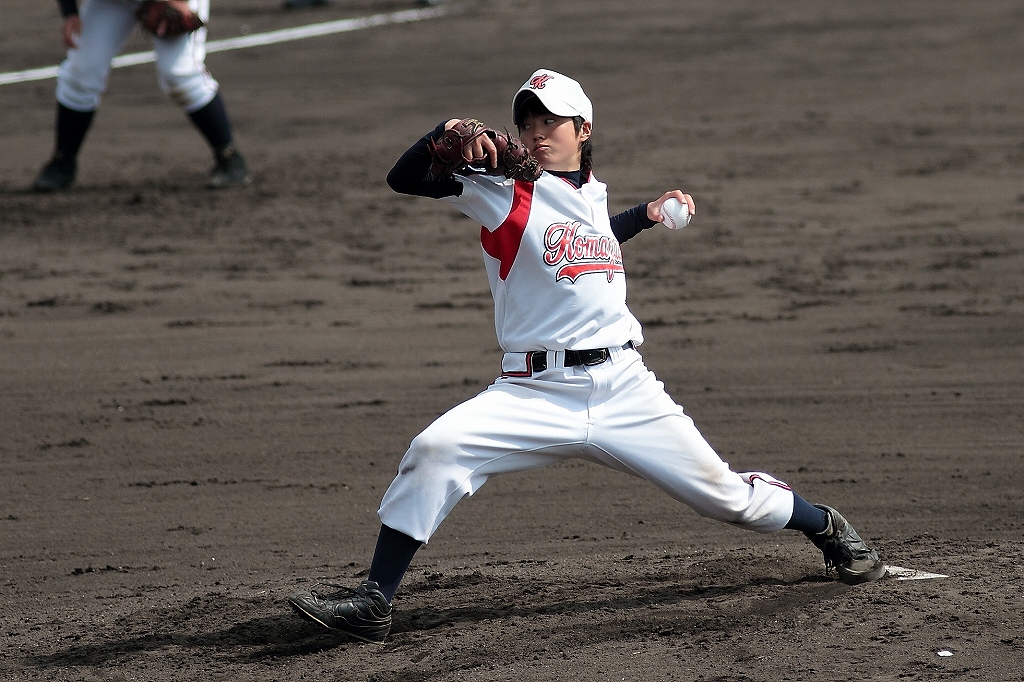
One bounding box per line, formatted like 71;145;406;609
2;1;1023;679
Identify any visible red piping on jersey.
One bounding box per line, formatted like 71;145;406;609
555;170;590;188
481;180;534;281
747;474;792;491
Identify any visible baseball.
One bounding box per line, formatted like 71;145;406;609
660;197;692;230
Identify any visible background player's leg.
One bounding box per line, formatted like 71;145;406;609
32;104;94;191
54;104;94;160
34;0;136;191
152;0;250;187
186;93;250;187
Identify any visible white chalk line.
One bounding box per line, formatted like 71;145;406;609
0;5;447;87
885;565;949;581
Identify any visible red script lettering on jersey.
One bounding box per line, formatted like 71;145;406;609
543;222;624;283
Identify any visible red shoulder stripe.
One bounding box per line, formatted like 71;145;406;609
480;180;534;281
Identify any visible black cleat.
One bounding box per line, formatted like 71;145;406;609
32;156;77;192
288;580;392;643
809;504;886;585
208;147;251;188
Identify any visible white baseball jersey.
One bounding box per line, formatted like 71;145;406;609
443;172;644;354
378;168;796;544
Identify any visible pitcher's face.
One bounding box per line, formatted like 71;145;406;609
518;114;591;172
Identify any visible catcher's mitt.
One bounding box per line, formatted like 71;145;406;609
135;0;205;38
428;118;542;182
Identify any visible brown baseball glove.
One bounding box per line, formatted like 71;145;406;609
491;130;542;182
135;0;205;38
428;118;542;182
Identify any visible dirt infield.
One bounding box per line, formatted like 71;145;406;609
2;1;1023;680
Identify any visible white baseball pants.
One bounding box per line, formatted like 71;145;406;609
57;0;218;113
378;346;795;543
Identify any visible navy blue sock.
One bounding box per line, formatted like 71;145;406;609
785;494;829;536
367;524;422;602
55;103;94;160
187;92;235;156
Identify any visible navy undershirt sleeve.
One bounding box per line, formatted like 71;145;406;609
57;0;78;17
386;121;464;199
610;204;657;244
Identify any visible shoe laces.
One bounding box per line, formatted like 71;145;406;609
309;582;362;601
821;538;857;569
812;508;874;569
819;529;875;569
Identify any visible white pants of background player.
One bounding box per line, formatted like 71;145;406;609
378;346;796;543
57;0;218;113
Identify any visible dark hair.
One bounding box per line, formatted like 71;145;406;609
514;93;593;177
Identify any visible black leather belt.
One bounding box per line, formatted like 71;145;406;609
531;342;635;373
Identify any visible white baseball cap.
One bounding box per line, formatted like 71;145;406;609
513;69;594;125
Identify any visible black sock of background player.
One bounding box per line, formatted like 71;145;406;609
367;524;422;602
785;493;830;535
54;103;94;160
187;92;235;156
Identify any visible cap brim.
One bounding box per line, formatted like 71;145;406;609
513;88;585;122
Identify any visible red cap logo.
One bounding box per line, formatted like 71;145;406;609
529;74;554;90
